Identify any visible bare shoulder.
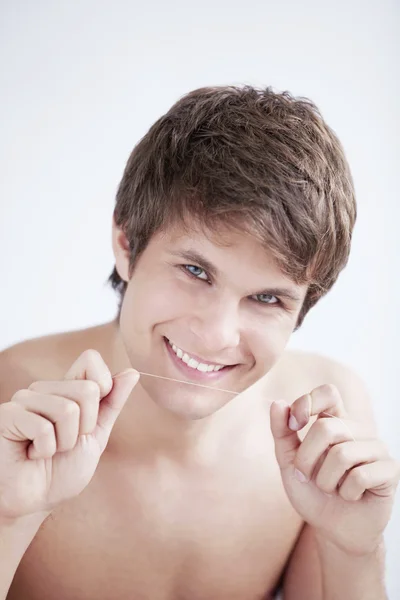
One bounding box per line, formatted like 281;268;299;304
282;349;377;432
0;332;67;405
1;328;81;377
0;324;107;404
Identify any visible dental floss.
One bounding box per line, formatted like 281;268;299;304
137;371;356;441
137;371;239;395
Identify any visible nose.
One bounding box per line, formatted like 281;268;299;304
188;295;241;354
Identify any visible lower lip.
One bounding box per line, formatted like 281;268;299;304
163;337;236;382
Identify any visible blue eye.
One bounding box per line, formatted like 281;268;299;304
184;265;209;281
252;294;279;305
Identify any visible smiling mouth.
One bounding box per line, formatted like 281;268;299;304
164;337;235;375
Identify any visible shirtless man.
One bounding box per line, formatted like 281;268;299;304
1;85;399;600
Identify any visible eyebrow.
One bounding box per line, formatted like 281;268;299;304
168;249;303;303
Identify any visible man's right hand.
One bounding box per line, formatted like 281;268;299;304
0;349;139;521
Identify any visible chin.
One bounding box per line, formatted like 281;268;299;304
141;377;233;420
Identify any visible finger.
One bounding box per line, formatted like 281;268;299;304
338;459;400;502
64;349;113;399
315;440;389;494
11;391;81;452
28;380;101;435
294;417;369;482
0;402;57;459
94;369;140;453
287;393;311;432
289;384;346;432
270;400;301;470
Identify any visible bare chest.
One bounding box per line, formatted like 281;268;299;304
9;458;301;600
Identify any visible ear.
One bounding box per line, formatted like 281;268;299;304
111;215;131;282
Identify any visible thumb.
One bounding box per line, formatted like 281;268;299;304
270;400;300;470
94;368;140;451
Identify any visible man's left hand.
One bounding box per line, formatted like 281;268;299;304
270;384;400;556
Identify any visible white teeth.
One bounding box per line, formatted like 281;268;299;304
172;343;183;359
167;339;225;372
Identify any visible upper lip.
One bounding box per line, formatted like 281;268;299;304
165;337;236;367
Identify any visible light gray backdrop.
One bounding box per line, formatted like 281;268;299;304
1;1;399;596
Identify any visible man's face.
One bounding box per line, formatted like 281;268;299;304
114;220;307;419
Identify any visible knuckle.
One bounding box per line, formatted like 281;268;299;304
83;348;102;363
320;383;340;400
316;417;335;437
339;486;353;502
352;466;368;487
0;401;17;420
322;382;339;395
60;401;80;419
315;474;330;493
330;444;349;465
81;380;101;401
37;420;54;437
10;389;31;403
28;381;41;391
59;441;76;453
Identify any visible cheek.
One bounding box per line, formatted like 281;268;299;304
121;275;190;332
250;317;294;370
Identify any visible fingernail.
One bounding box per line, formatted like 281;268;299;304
294;468;308;483
288;414;300;431
100;376;113;389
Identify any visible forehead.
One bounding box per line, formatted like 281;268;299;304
158;219;261;254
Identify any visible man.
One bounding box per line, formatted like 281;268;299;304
0;85;398;599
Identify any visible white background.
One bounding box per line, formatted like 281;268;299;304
1;0;399;596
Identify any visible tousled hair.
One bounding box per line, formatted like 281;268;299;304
108;85;356;329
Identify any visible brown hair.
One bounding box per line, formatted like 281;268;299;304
108;85;356;329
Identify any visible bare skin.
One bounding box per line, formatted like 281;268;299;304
2;320;334;600
2;220;380;599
